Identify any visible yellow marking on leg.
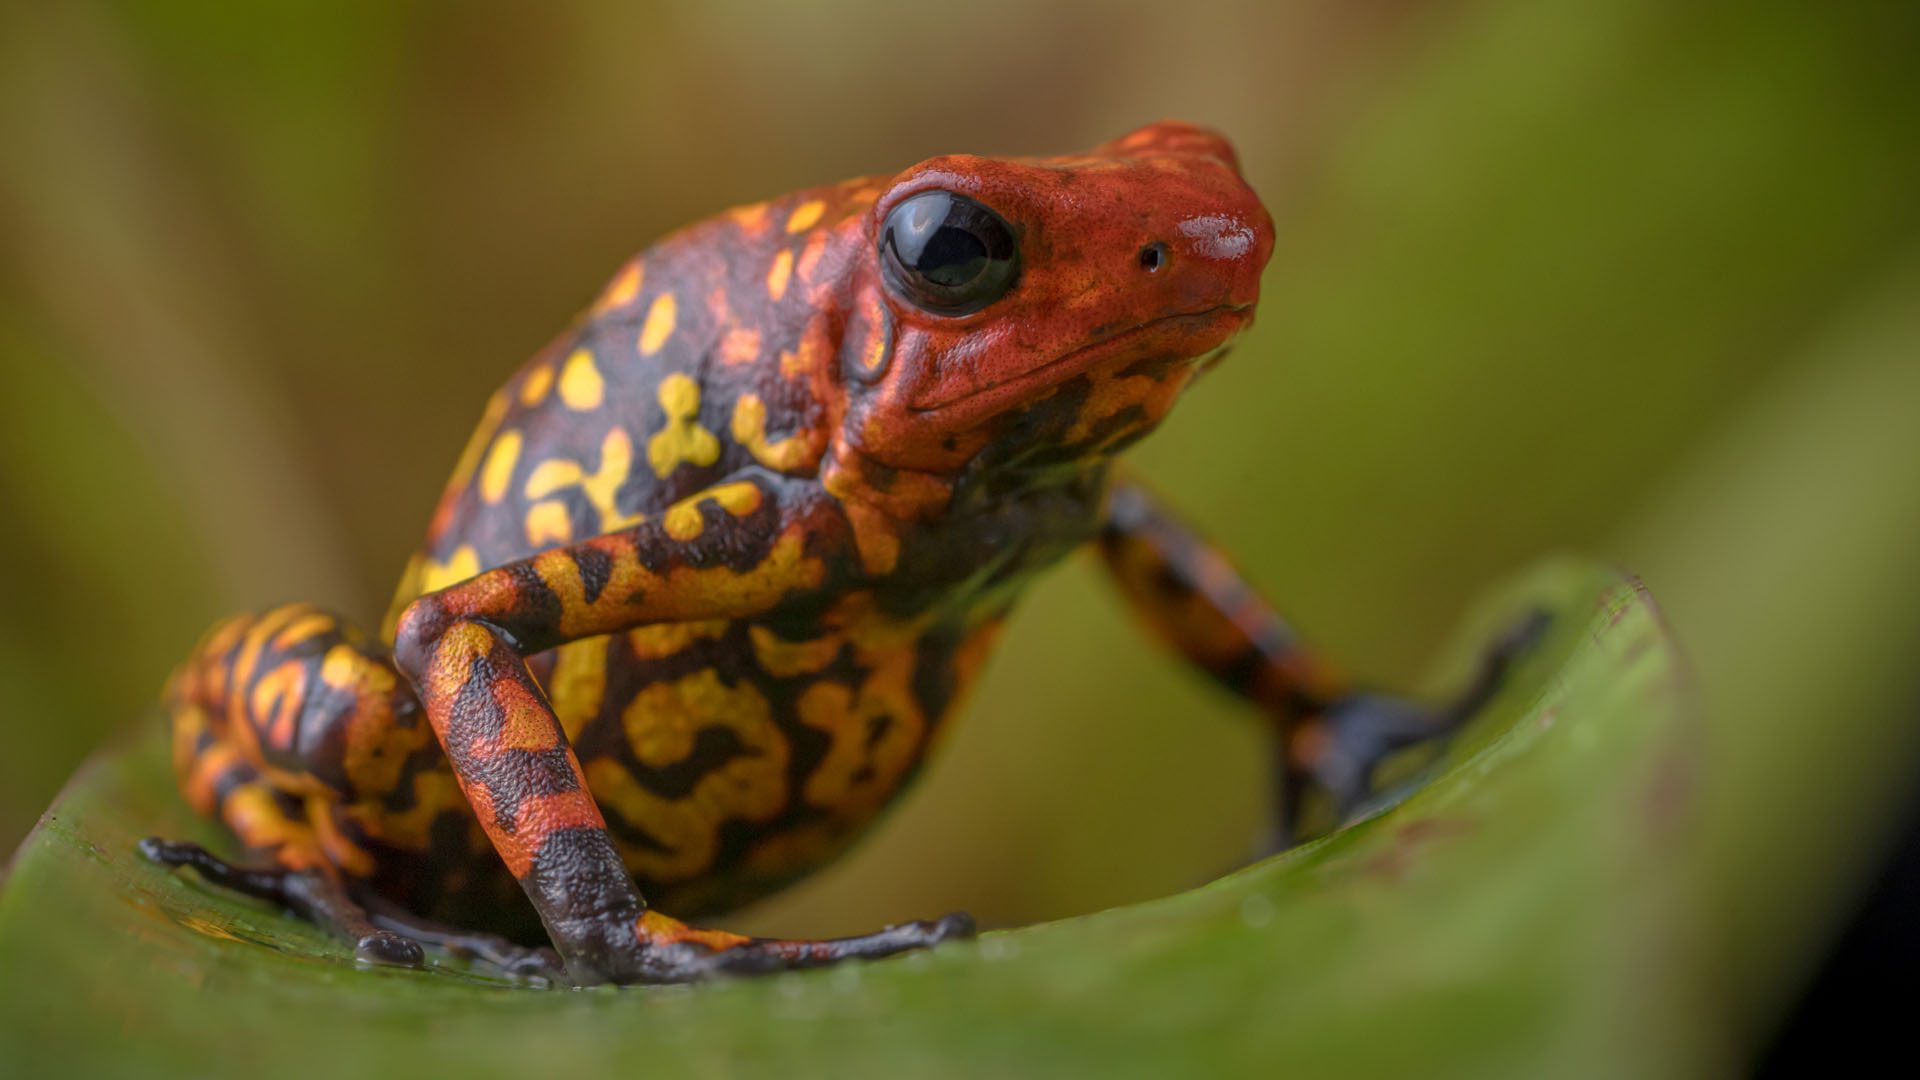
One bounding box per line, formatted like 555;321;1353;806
785;199;825;233
647;374;720;478
485;674;565;757
525;499;574;547
635;910;750;950
661;503;705;541
748;625;842;678
525;428;645;532
585;668;789;881
639;293;678;356
661;479;764;541
250;661;308;753
559;349;605;411
546;639;608;743
730;393;823;472
766;249;793;301
335;654;429;800
309;797;375;876
272;610;336;650
168;699;211;792
228;605;306;739
179;727;236;814
519;362;555;407
223;783;323;867
718;328;761;367
479;429;524;504
595;260;643;313
345;768;464;853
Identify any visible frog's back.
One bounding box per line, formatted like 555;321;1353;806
369;177;1005;918
386;180;889;620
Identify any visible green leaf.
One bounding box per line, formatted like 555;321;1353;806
0;559;1707;1078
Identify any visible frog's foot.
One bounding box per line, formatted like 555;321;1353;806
140;838;563;979
1274;609;1552;848
567;908;978;986
353;890;563;980
140;837;426;967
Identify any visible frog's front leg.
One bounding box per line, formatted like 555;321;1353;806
1094;476;1547;847
390;475;973;985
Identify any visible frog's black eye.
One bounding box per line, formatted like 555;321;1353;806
879;190;1020;316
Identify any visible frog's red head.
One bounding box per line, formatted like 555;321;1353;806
838;121;1275;477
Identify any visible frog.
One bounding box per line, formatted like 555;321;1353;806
142;121;1540;987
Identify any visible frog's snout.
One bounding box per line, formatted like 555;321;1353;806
1100;122;1276;313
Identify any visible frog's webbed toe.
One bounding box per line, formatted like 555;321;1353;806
140;837;564;980
141;837;427;969
1275;608;1553;847
563;907;978;985
354;889;564;981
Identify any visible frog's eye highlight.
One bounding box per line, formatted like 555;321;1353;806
879;191;1020;316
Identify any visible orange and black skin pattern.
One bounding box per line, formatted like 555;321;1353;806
145;121;1526;986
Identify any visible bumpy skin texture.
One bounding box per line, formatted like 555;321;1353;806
150;122;1454;986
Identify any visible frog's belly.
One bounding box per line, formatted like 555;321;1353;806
500;613;1000;916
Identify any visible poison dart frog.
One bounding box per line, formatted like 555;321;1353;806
144;121;1539;986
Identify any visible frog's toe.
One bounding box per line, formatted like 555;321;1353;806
354;930;426;968
1275;608;1554;847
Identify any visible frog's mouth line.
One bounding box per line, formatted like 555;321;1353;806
907;304;1250;414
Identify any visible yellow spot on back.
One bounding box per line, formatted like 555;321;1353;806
479;429;523;504
766;249;793;301
439;391;509;507
639;293;677;356
595;261;642;312
785;199;826;233
719;328;761;367
525;499;573;546
748;625;841;678
796;230;829;283
420;545;481;593
647;374;720;478
546;639;608;742
519;363;555;406
524;428;644;532
730;393;822;472
628;620;728;660
728;201;770;234
559;349;605;411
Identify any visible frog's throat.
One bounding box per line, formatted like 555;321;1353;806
904;304;1250;415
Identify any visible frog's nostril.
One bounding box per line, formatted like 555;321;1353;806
1138;242;1168;274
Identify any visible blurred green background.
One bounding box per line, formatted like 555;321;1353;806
3;0;1917;1062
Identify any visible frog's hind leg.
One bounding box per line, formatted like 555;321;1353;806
139;837;425;966
148;606;438;966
